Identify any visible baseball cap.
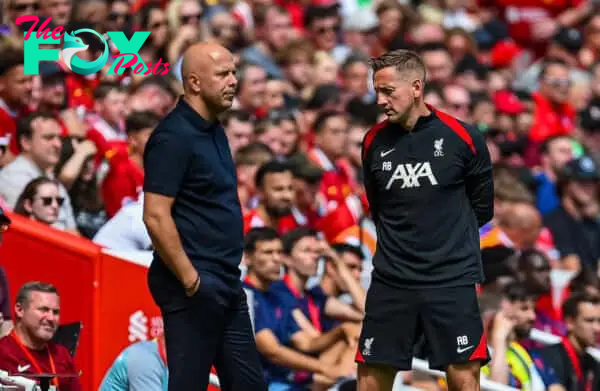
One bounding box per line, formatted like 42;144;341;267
561;156;600;181
580;100;600;132
490;41;522;69
493;90;525;115
0;207;11;226
342;9;378;32
553;28;582;54
39;62;65;79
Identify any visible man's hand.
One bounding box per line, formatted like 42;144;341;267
318;239;338;262
319;363;348;383
340;322;361;347
491;310;515;344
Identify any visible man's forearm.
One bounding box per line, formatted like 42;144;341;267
299;328;344;354
268;345;326;374
488;340;509;384
145;214;196;287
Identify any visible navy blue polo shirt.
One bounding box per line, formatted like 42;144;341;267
144;98;243;307
243;280;311;387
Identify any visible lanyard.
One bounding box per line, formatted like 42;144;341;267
10;331;59;388
283;274;322;332
562;337;593;391
243;276;255;289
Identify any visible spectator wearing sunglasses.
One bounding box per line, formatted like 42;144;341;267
1;0;40;37
13;177;63;227
0;112;78;233
105;0;131;34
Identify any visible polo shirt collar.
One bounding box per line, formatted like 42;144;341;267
176;96;220;133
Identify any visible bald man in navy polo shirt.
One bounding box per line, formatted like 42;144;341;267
143;43;266;391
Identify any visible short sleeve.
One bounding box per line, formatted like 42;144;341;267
143;128;193;197
308;286;328;315
253;296;275;334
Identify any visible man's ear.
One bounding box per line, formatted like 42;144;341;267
19;136;32;153
14;302;25;319
413;78;424;99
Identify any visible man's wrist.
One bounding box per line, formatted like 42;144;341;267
184;273;200;294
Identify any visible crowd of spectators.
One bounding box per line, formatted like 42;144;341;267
1;0;600;389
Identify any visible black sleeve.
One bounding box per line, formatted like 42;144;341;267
143;128;193;197
362;136;379;224
539;345;569;389
464;127;494;227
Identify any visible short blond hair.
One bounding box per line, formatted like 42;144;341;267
369;49;426;81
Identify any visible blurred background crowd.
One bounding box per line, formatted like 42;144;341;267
1;0;600;389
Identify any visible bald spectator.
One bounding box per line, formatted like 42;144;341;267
481;196;542;252
498;203;543;250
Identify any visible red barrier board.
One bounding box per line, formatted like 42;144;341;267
0;212;220;391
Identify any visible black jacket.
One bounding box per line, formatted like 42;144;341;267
362;108;493;287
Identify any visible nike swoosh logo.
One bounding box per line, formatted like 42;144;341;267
457;345;474;354
380;149;395;157
17;364;30;372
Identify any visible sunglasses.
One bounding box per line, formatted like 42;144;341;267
38;196;65;207
180;12;202;24
316;24;338;34
544;78;571;88
12;1;39;11
108;12;131;22
150;20;168;29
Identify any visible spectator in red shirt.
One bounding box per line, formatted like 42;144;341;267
102;111;161;218
0;281;82;391
86;82;129;145
0;46;34;164
308;111;353;213
530;59;576;143
243;160;299;234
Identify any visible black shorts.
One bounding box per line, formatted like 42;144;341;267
356;280;490;370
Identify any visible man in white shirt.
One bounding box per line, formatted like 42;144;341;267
93;195;151;251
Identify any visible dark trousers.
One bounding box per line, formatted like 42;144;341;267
161;281;267;391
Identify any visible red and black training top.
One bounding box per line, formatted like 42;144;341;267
362;107;494;288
